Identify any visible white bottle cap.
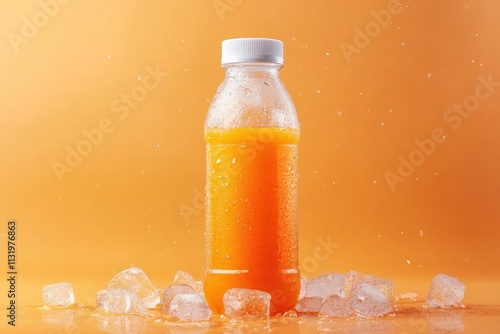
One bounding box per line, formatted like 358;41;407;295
221;38;284;66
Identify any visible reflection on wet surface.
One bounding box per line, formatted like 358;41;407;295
24;304;500;334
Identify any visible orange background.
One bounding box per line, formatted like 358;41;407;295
1;0;500;319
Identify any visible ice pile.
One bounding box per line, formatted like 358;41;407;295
94;267;161;316
305;273;345;298
223;288;271;318
344;270;394;301
294;296;324;313
42;282;75;307
161;283;212;321
172;270;204;295
298;272;343;314
96;268;211;321
161;284;198;313
96;288;148;316
293;271;394;317
108;267;160;308
319;295;352;317
159;271;211;321
349;283;392;317
169;293;212;321
426;274;465;308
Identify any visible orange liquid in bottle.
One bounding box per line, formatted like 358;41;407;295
204;127;300;315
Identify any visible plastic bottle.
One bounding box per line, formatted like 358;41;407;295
204;38;300;315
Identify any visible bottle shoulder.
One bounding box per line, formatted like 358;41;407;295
205;75;299;129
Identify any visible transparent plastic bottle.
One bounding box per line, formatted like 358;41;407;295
204;38;300;315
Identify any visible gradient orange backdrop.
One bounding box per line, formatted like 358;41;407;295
1;0;500;325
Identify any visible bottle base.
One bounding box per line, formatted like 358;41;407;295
203;268;300;316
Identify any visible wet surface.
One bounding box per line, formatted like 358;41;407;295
17;304;500;333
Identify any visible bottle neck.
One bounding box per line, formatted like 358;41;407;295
224;63;281;79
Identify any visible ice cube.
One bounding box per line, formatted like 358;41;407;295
161;284;198;313
172;270;204;294
169;294;212;322
42;282;75;307
305;273;345;299
426;274;465;308
319;295;353;317
345;270;394;301
223;288;271;318
299;275;307;300
349;283;392;317
294;296;324;314
108;267;160;308
96;288;148;316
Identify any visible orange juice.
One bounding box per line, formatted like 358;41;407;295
204;127;300;315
